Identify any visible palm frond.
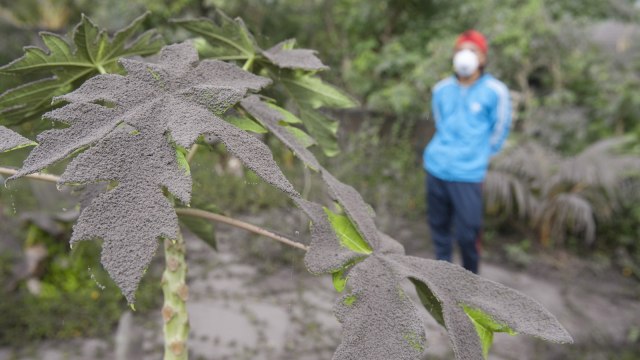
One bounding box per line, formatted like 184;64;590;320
484;170;535;219
537;193;596;246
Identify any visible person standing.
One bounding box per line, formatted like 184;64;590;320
423;30;511;274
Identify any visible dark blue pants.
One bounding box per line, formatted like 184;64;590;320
426;173;482;273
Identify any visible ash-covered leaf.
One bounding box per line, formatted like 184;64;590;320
0;126;36;153
71;182;177;303
244;94;571;359
262;39;329;71
330;252;572;360
11;42;276;302
0;12;163;125
333;255;426;360
241;95;321;170
177;12;357;156
385;254;574;360
321;171;380;250
294;198;365;275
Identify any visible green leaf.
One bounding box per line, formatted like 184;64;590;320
267;102;302;124
262;102;316;147
324;207;373;255
281;73;358;109
225;115;267;133
0;12;164;125
410;278;445;327
300;107;339;156
284;125;316;148
175;146;190;176
279;72;355;156
462;305;517;359
179;213;217;251
332;269;348;293
171;12;257;59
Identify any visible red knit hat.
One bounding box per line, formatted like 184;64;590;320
455;30;488;54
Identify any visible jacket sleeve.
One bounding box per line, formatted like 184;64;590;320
489;84;512;155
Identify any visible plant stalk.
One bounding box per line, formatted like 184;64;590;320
162;231;190;360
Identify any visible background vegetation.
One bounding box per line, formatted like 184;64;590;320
0;0;639;350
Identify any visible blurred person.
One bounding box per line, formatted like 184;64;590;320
423;30;511;274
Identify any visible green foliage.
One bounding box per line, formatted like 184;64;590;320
174;12;358;156
0;239;159;346
324;207;372;255
0;12;164;125
463;305;517;359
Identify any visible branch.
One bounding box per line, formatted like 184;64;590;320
0;167;61;183
0;166;309;252
175;208;309;251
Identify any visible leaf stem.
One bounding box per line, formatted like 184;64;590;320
175;208;309;251
0;167;309;252
96;64;107;74
186;144;199;164
242;56;255;71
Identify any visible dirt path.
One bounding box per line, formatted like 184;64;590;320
1;211;639;360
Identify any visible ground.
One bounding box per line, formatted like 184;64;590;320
1;208;639;360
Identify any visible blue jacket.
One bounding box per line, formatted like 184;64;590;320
423;73;511;182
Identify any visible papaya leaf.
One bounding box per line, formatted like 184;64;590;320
332;269;348;293
9;42;289;303
262;39;329;71
284;125;315;148
266;102;301;124
225;115;267;133
176;12;354;156
463;305;516;359
170;12;257;60
324;207;372;255
384;254;573;359
0;126;36;153
244;95;571;359
280;72;357;110
409;278;445;328
333;256;426;360
0;12;164;125
241;95;322;170
293;198;365;275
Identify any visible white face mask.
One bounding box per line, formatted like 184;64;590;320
453;49;480;77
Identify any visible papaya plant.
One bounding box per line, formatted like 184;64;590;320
0;12;573;360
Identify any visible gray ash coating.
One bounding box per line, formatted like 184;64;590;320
382;254;574;359
294;198;365;274
60;126;192;204
205;110;300;198
240;96;321;170
333;255;426;360
16;103;121;177
321;171;380;250
71;182;178;303
11;41;274;302
242;91;572;358
0;125;34;152
262;41;329;71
